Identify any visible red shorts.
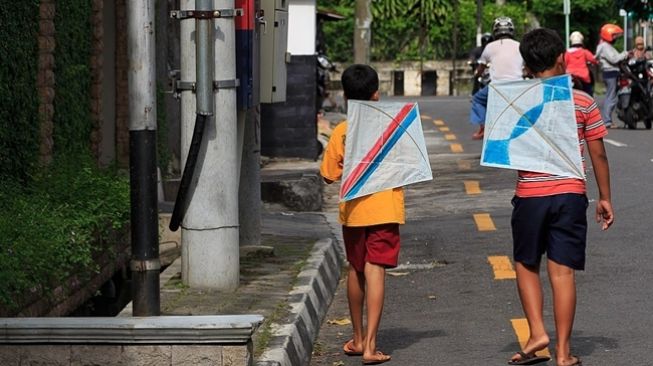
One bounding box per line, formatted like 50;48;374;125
342;223;401;272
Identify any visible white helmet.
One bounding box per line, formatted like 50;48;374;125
570;31;584;46
493;17;515;38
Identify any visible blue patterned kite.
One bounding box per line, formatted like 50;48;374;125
481;75;584;179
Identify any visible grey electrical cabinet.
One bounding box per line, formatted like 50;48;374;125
260;0;289;103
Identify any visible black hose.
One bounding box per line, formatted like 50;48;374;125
169;114;207;231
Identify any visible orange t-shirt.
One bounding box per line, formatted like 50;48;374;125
320;121;405;227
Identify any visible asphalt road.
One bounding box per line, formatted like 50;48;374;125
311;95;653;366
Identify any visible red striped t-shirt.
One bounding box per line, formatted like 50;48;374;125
515;89;607;197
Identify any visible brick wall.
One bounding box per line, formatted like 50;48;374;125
90;0;104;161
115;0;129;168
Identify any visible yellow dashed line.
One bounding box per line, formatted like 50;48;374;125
445;133;456;141
434;120;445;126
450;143;463;153
457;160;472;170
487;256;516;280
464;180;481;195
510;319;552;358
439;126;450;132
473;213;496;231
421;115;433;120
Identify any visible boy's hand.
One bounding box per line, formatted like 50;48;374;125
596;199;614;230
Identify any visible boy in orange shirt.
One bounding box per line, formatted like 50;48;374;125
320;64;403;365
508;28;614;366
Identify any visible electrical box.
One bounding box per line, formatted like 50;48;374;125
260;0;289;103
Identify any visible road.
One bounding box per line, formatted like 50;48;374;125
311;95;653;365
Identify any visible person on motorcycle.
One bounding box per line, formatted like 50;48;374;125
631;36;652;60
469;33;493;95
565;31;598;95
469;17;524;140
595;23;629;128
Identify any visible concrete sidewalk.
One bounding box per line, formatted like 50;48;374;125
149;164;344;366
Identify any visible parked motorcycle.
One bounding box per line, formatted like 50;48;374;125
317;53;337;112
616;57;653;129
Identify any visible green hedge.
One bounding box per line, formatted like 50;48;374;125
53;0;93;156
0;156;130;311
0;2;40;181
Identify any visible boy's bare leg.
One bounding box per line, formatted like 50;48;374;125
362;262;390;361
547;260;578;365
346;265;365;352
512;262;550;361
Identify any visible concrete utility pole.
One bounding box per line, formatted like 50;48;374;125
179;0;240;290
476;0;483;47
127;0;160;316
238;0;261;247
354;0;371;64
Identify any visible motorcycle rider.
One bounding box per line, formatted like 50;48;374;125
595;24;629;128
631;36;652;60
469;33;493;95
565;31;598;95
469;17;524;140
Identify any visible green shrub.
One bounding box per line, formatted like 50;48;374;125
0;155;130;311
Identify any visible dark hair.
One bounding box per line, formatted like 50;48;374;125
341;64;379;101
519;28;565;73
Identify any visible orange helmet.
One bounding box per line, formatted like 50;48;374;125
600;24;624;43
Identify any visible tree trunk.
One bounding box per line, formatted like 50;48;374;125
354;0;371;64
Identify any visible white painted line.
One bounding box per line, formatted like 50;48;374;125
604;139;628;147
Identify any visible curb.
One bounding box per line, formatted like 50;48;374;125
256;237;343;366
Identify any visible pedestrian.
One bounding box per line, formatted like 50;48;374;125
507;28;614;366
631;36;652;60
595;23;628;128
320;64;403;365
565;31;598;95
469;17;524;140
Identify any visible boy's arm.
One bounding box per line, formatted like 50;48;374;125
587;138;614;230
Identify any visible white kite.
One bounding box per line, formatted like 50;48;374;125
340;101;433;202
481;74;584;179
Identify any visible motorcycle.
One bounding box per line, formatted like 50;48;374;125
616;57;653;130
317;53;337;112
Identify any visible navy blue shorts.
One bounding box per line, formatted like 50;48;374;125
511;193;588;270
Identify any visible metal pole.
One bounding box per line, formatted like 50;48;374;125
476;0;482;47
181;0;240;290
563;0;570;49
127;0;160;316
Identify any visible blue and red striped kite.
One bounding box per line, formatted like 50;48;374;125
340;101;433;201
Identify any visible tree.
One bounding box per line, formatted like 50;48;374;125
372;0;451;66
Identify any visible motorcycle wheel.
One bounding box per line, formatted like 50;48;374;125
625;108;638;129
645;119;652;129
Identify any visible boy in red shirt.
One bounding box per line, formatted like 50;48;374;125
320;64;403;365
508;29;614;366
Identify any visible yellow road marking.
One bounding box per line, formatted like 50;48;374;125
473;213;496;231
421;115;433;120
434;120;445;126
445;133;456;141
450;143;463;153
439;126;450;132
457;160;472;170
487;256;516;279
510;319;552;358
464;180;481;195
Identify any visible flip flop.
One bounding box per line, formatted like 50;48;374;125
508;351;551;365
343;339;363;356
362;351;391;365
558;355;582;366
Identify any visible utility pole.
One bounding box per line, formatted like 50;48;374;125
476;0;483;47
354;0;371;64
127;0;160;316
178;0;240;290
